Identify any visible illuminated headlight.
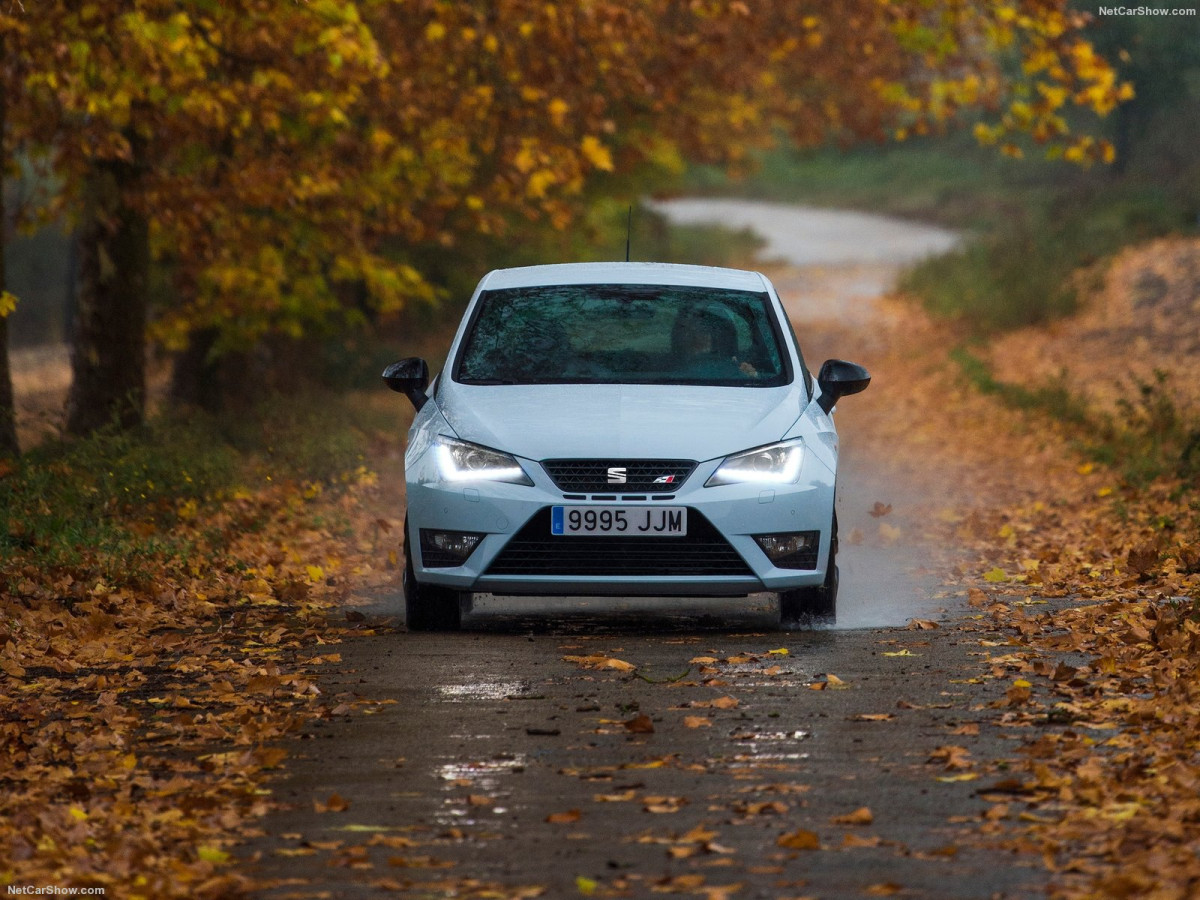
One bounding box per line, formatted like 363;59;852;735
434;436;533;485
705;440;804;487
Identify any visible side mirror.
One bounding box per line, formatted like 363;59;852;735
383;358;430;411
816;359;871;414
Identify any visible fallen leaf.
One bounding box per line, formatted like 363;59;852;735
689;696;739;710
928;745;973;769
253;747;288;769
546;809;581;824
865;882;903;896
777;829;821;850
594;790;637;802
879;522;902;543
576;875;598;895
831;807;873;826
907;618;939;630
736;801;788;816
197;845;230;864
563;655;636;672
842;833;883;848
684;716;712;729
623;714;655;734
387;855;453;869
644;795;687;813
925;844;959;858
315;793;350;813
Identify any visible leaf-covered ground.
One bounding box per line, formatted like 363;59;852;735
3;245;1198;898
0;411;406;898
833;283;1200;899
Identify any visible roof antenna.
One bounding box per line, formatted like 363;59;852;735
624;204;632;262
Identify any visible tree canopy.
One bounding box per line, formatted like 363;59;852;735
0;0;1129;439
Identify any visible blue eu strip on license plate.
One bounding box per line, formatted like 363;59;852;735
550;506;687;536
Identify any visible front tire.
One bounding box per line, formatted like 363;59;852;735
779;514;838;627
403;520;470;631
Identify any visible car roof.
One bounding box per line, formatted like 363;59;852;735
476;262;772;292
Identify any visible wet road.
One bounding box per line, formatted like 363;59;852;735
250;616;1043;899
245;203;1045;898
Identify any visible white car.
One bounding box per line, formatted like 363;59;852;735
384;262;869;630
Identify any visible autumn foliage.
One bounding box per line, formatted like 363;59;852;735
0;0;1129;436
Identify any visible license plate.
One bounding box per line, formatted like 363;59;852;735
551;506;687;537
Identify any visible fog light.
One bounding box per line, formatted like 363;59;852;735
420;529;485;567
753;531;820;569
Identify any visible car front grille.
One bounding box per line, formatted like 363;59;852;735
484;508;753;577
541;458;697;493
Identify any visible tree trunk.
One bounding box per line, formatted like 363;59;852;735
65;154;149;436
0;32;20;457
0;313;17;459
169;326;224;413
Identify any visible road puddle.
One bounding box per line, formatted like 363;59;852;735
434;754;528;826
437;680;529;702
436;754;528;787
730;729;811;742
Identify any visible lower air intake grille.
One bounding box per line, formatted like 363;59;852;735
485;509;753;577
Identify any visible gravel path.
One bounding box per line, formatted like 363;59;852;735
649;197;959;325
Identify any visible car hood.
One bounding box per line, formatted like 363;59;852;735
435;382;806;461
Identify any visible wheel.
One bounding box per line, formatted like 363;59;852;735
779;513;838;627
403;519;470;631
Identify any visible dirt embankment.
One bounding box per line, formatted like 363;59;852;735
987;236;1200;416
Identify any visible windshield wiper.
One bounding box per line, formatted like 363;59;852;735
461;377;519;385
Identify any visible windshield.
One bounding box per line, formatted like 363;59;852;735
454;284;791;387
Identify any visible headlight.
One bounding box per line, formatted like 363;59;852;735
705;440;804;486
434;436;533;485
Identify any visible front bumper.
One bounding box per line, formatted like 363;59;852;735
405;452;835;597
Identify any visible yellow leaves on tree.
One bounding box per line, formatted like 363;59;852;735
2;0;1128;363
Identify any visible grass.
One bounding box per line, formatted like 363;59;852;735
0;392;390;585
900;181;1190;331
952;347;1200;484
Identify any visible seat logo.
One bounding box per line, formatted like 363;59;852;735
607;467;627;484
